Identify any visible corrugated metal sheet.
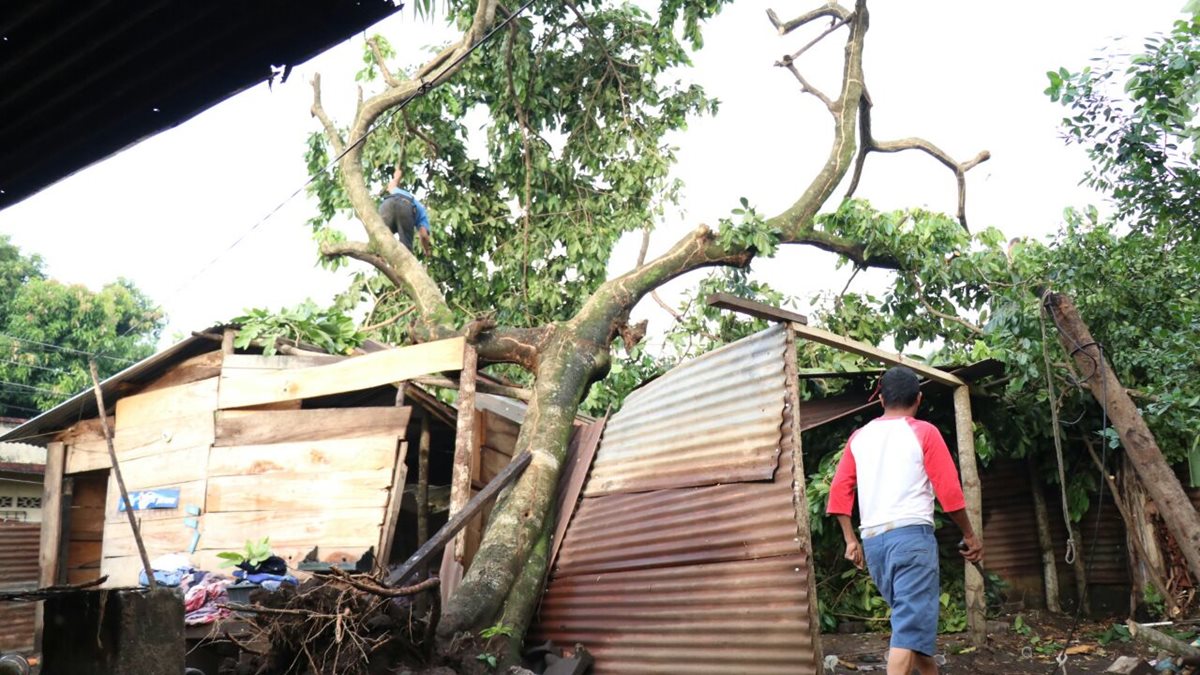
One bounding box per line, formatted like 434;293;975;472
584;325;788;496
0;523;40;653
533;326;818;674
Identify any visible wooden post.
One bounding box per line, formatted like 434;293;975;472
439;342;478;605
953;385;986;646
1028;459;1062;613
221;327;236;354
417;415;432;552
88;360;155;589
35;441;66;651
784;326;825;672
1043;291;1200;583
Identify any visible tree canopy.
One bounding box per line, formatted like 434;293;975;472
0;235;162;419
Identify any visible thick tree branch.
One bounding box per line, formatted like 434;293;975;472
845;90;990;229
310;74;345;156
367;37;402;88
767;4;852;36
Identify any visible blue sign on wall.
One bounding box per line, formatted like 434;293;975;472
118;487;181;512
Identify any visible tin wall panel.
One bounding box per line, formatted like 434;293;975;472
533;326;818;674
0;523;39;652
584;325;787;496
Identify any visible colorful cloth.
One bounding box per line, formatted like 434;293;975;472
184;575;231;626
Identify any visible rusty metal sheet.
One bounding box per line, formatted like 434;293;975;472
584;325;788;496
0;523;39;653
533;326;818;674
548;418;607;576
533;556;815;675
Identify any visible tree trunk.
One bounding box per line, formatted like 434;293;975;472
1069;517;1091;616
952;386;986;647
1028;459;1062;613
1043;292;1200;583
437;328;605;646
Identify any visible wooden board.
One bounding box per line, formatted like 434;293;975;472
207;436;398;478
218;337;465;409
788;321;965;387
201;509;386;550
103;445;211;491
221;353;346;372
67;411;215;474
115;377;219;431
102;518;197;559
39;442;65;588
205;470;392;512
138;350;223;393
214;407;411;447
104;479;206;524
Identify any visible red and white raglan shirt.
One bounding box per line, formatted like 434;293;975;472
826;416;966;539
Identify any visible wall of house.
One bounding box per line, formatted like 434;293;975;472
0;477;42;523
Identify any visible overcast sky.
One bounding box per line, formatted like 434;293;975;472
0;1;1187;352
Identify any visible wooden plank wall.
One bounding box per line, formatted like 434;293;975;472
463;410;521;564
99;378;219;586
56;351;420;586
64;474;107;584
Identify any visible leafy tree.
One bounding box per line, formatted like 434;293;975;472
299;0;995;656
0;235;162;418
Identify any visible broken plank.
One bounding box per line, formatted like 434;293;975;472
207;436;398;477
206;470;392;512
201;509;385;550
138;350;223;394
218;337;465;409
214;407;411;447
387;451;531;587
707;292;810;325
115;377;219;431
788;322;964;387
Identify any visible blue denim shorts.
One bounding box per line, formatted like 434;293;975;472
863;524;939;656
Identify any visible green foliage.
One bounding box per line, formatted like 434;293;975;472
1092;622;1132;646
308;1;729;335
1046;16;1200;238
216;537;272;569
232;300;365;356
0;235;162;417
475;653;498;670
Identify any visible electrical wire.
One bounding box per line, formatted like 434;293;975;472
128;0;539;335
0;357;69;375
0;332;134;364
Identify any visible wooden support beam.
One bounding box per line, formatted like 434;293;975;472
376;441;410;569
440;342;478;605
707;292;809;325
39;442;66;589
790;322;965;387
218;336;465;409
386;451;532;588
414;375;533;402
953;385;986;646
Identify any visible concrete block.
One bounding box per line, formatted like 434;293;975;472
42;588;184;675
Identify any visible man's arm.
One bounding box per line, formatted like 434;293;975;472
912;420;984;563
414;201;432;255
945;508;983;562
386;165;402;193
827;444;862;569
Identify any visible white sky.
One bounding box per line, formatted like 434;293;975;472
0;1;1187;352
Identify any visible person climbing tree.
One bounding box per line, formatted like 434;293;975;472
379;164;433;255
827;366;984;675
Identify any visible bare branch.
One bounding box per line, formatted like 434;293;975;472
367;37;402;88
310;74;346;156
321;240;408;291
779;59;834;111
767;4;852;36
919;296;984;336
637;227;652;268
845;88;991;229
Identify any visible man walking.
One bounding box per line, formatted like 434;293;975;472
827;366;983;674
379;165;433;255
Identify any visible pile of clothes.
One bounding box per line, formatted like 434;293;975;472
136;552;300;626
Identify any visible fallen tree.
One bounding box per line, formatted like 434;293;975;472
303;0;990;656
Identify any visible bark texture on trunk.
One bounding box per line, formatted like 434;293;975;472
1044;292;1200;583
1028;459;1062;613
952;386;986;646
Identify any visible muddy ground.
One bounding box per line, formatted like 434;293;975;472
822;612;1171;674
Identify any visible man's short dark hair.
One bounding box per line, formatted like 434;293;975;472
880;366;920;408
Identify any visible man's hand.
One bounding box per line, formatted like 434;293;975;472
419;230;433;256
959;533;983;563
844;538;864;570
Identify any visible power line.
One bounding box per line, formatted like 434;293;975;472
129;0;539;333
0;380;67;397
0;357;69;375
0;333;134;364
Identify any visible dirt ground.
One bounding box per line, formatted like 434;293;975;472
821;612;1165;674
